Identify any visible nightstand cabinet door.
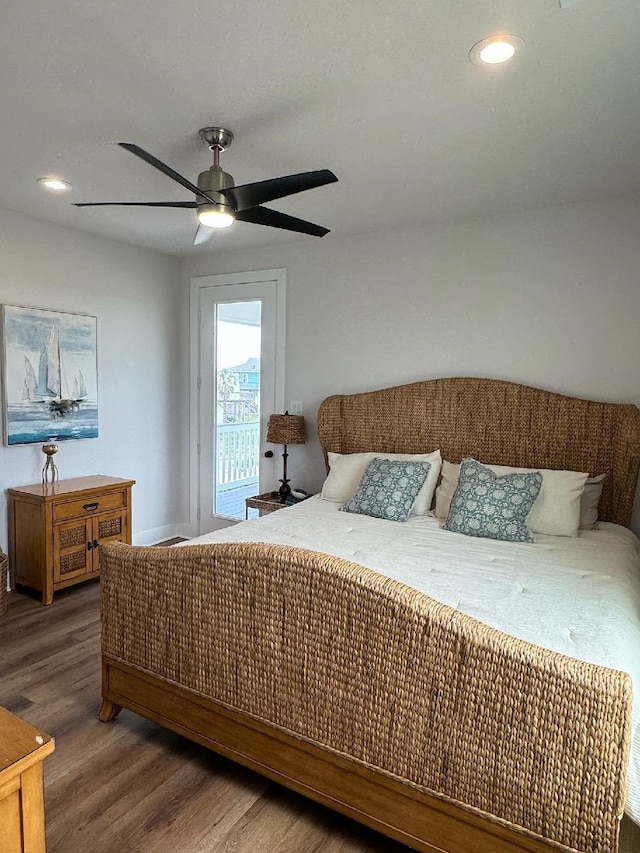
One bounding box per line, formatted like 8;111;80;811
53;517;92;582
93;509;128;572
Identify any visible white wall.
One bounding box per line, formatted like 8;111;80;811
181;197;640;533
0;208;182;550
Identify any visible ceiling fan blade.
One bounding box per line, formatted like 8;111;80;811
193;223;214;245
118;143;218;204
74;201;197;208
220;170;337;212
236;206;330;237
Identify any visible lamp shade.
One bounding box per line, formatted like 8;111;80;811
266;413;306;445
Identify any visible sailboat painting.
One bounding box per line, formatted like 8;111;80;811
2;305;98;445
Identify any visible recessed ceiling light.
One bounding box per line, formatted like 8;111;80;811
37;177;72;192
469;34;525;66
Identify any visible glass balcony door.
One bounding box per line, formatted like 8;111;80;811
195;272;285;533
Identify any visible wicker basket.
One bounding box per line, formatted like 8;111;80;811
0;551;7;617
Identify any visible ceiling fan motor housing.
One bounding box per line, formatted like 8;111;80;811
197;166;235;216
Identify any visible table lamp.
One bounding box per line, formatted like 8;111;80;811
266;412;306;502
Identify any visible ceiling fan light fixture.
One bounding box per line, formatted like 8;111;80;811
469;34;524;66
197;203;235;229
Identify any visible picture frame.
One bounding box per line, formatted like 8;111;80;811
2;305;98;446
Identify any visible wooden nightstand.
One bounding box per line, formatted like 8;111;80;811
245;491;286;519
8;475;135;605
0;707;55;853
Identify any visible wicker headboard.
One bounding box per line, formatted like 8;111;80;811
317;377;640;527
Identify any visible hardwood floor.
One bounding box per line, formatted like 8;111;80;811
0;582;412;853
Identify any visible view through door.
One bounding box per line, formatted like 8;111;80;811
194;272;285;534
214;300;262;519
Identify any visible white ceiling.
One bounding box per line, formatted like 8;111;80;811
1;0;639;256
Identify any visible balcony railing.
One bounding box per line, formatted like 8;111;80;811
216;421;260;491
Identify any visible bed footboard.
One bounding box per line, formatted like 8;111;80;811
100;541;632;853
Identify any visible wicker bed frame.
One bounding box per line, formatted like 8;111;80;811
100;378;640;853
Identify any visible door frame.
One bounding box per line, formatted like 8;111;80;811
189;269;286;536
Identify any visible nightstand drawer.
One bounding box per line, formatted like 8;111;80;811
53;489;127;522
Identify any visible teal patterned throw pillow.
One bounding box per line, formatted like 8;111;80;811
340;458;431;523
443;458;542;543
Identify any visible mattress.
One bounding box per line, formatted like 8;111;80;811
188;496;640;824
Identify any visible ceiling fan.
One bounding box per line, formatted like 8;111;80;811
75;127;338;244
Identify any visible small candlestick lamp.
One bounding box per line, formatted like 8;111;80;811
41;444;59;485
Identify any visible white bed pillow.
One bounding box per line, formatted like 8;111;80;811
435;460;588;537
321;449;442;515
434;460;462;520
579;474;606;529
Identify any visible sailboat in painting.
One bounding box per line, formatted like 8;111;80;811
72;370;88;401
22;356;42;404
36;326;87;417
38;326;61;400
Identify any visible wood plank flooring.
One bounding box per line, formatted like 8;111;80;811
0;582;412;853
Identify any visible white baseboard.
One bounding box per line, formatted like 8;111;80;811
133;523;194;545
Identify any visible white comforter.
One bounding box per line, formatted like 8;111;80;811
188;496;640;824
